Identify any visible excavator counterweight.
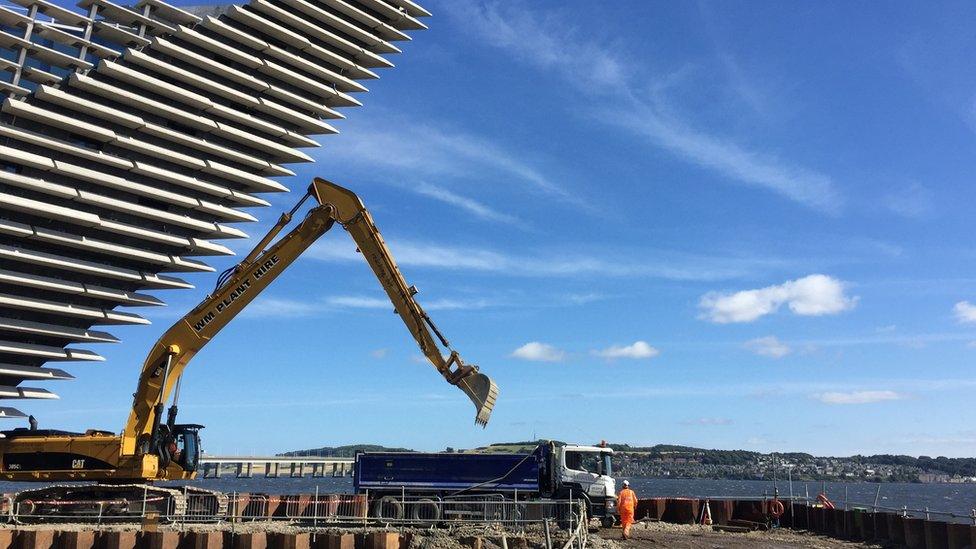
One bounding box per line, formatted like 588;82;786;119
0;179;498;519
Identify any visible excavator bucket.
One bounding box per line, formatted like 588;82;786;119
458;372;498;427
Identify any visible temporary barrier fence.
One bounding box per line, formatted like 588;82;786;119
8;490;589;533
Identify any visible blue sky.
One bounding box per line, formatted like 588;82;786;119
36;1;976;458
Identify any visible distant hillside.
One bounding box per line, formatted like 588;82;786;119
280;444;413;458
468;440;574;453
286;441;553;457
607;443;976;482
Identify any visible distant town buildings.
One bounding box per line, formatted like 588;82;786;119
612;447;976;483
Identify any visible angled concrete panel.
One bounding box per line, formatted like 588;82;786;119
0;0;429;416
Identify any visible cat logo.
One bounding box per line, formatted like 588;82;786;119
71;459;85;469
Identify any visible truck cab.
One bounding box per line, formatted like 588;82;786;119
557;444;616;523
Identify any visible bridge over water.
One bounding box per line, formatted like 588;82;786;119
199;455;354;479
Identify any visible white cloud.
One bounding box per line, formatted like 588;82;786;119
592;341;660;360
744;336;792;358
411;182;521;226
370;349;389;359
814;391;903;405
699;274;857;323
953;301;976;323
447;1;842;213
511;342;566;362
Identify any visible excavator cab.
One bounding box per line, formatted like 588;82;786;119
170;424;203;474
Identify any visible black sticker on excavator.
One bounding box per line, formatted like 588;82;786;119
192;255;281;332
4;452;114;471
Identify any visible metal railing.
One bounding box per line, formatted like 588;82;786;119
755;493;976;526
7;490;591;535
629;493;976;526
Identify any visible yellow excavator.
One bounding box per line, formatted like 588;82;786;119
0;178;498;518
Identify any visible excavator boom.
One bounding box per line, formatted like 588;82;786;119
124;178;497;457
0;178;496;494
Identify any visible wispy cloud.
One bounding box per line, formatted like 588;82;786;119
324;117;579;205
308;237;782;282
700;274;857;323
510;342;566;362
447;1;842;213
779;331;976;349
325;296;390;310
680;417;733;426
813;390;904;405
744;336;792;358
883;182;934;219
697;3;779;119
716;52;770;117
328;295;494;311
241;294;497;319
565;293;605;305
501;378;976;404
608;101;841;212
370;349;389;359
890;430;976;447
591;341;660;360
242;297;328;319
411;182;521;226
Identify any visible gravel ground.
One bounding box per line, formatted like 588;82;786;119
1;519;887;548
592;521;885;549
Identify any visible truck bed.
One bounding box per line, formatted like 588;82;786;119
354;451;541;493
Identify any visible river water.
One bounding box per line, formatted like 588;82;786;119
624;478;976;521
3;476;973;521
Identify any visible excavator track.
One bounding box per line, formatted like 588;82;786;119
11;484;226;523
177;485;229;519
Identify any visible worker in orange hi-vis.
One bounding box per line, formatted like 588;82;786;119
617;480;638;539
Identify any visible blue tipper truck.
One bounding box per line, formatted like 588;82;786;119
354;441;617;526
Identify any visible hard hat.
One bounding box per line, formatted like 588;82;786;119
623;480;629;486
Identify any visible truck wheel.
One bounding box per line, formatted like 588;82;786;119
600;515;616;528
410;498;441;521
371;496;403;520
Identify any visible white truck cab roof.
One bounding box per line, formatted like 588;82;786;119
563;444;614;454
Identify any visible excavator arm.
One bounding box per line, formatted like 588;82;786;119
123;179;498;458
308;180;497;423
